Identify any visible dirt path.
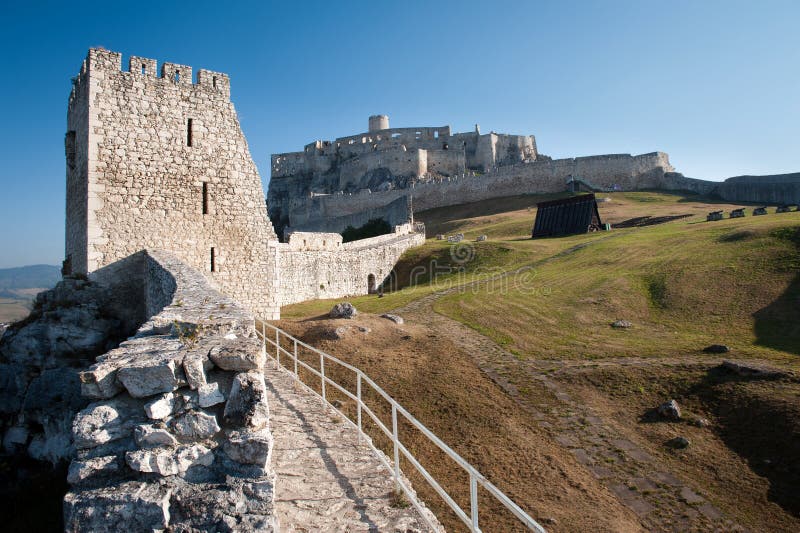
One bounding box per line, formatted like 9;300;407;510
392;264;745;532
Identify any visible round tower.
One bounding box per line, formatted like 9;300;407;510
368;115;389;132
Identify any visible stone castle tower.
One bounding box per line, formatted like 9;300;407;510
65;48;281;319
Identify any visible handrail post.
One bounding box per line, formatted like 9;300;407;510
357;373;362;443
293;339;298;377
470;474;479;532
320;352;326;403
392;404;400;491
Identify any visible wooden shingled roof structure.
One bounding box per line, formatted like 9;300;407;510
532;194;603;238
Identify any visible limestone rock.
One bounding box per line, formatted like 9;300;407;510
380;313;404;325
198;382;225;407
117;350;185;398
144;392;178;420
209;337;265;371
134;424;178;448
2;425;29;453
73;398;144;449
183;348;211;389
667;436;690;449
126;443;214;476
170;411;221;440
64;481;172;532
67;455;121;485
330;302;357;319
224;429;273;468
0;363;29;414
657;399;682;420
611;320;632;329
224;372;269;430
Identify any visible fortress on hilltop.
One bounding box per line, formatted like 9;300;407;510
65;49;423;320
267;115;716;237
268;116;800;237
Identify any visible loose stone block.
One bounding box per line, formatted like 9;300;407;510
126;443;214;476
224;372;269;430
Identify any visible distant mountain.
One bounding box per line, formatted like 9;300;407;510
0;264;60;294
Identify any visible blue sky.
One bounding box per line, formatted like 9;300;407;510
0;0;798;268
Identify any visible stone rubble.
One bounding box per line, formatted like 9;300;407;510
330;301;358;319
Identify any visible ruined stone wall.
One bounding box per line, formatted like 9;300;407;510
278;226;425;305
716;173;800;205
427;149;466;177
65;62;91;275
286;195;410;235
339;147;426;189
278;152;676;224
64;250;277;531
66;49;281;319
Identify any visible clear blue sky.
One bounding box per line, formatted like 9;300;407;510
1;0;798;268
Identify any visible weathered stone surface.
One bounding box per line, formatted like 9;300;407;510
657;399;682;421
611;319;632;329
209;337;265;371
224;372;269;430
67;455;121;485
224;429;273;468
73;397;144;449
667;436;690;449
170;411;220;440
126;444;214;476
144;392;178;420
0;363;28;414
198;381;225;408
381;313;404;325
64;481;172;532
117;350;185;398
134;424;178;448
182;348;211;389
330;302;358;319
2;425;29;453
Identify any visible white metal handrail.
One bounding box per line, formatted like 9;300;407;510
257;321;546;533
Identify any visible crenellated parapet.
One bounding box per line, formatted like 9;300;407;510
70;48;232;102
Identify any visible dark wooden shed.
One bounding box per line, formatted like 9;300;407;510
532;194;604;238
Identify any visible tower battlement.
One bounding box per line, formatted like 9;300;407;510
71;48;231;99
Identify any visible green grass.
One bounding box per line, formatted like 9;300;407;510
433;211;800;364
283;191;800;368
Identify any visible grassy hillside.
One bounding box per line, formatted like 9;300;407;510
434;208;800;364
285;191;800;366
278;191;800;531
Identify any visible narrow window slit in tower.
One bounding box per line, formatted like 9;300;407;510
174;70;180;83
141;64;146;75
202;182;208;214
210;247;216;272
212;76;217;88
187;118;193;147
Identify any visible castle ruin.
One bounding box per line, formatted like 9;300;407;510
65;49;423;320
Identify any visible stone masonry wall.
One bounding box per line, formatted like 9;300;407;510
286;195;410;235
66;250;277;531
278;225;425;305
279;152;677;226
66;49;281;320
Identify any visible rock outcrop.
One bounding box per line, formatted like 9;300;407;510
1;250;277;531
